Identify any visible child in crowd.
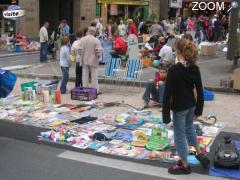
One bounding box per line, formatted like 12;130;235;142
163;38;209;175
60;36;71;94
142;66;168;109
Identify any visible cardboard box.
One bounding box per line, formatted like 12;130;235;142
200;44;218;56
233;68;240;90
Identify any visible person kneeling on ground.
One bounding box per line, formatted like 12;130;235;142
142;66;167;109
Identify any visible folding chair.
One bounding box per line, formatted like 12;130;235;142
99;57;121;89
114;59;143;91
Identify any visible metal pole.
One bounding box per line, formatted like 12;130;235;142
227;0;240;65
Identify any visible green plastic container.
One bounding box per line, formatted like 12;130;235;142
21;81;37;92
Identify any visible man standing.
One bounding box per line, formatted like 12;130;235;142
39;21;49;62
60;20;70;36
79;27;102;94
149;21;164;36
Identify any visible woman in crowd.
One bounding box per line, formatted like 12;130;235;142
163;38;209;175
60;36;71;94
118;20;126;38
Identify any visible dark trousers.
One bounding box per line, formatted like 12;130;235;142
75;62;82;87
40;42;48;62
60;66;69;94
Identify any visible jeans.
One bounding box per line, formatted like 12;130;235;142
173;106;198;159
40;42;48;62
142;80;165;105
60;66;69;94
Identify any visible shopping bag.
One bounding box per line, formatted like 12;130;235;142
0;68;17;98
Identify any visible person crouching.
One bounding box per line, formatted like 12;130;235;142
142;66;168;109
60;36;71;94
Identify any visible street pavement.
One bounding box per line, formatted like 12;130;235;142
0;53;39;67
2;50;238;88
0;137;225;180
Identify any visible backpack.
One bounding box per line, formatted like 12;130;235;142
0;68;17;98
214;136;240;169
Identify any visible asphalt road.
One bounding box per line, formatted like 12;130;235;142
0;137;174;180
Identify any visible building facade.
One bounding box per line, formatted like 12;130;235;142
4;0;167;39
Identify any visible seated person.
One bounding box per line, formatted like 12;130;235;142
142;66;168;109
110;31;127;58
141;34;163;58
158;37;173;66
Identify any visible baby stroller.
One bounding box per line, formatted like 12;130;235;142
47;40;57;59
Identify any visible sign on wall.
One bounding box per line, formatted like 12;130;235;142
110;4;118;15
169;0;183;8
3;5;25;20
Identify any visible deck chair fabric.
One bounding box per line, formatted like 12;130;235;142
100;58;121;78
124;59;143;81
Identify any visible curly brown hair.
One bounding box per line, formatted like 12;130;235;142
61;36;69;45
175;38;198;65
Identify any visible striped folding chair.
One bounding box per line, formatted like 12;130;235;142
115;59;143;91
99;57;121;88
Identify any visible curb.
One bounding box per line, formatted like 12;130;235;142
0;51;39;58
14;72;240;95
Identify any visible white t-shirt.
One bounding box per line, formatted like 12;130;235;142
159;45;173;62
118;24;126;37
39;26;48;43
96;22;104;36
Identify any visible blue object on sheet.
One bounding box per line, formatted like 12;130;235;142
0;68;17;98
187;155;200;165
204;89;214;101
209;140;240;180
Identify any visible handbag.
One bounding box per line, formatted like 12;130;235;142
214;136;240;169
0;68;17;98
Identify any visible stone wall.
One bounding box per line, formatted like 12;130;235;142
17;0;39;39
159;0;169;19
149;0;161;21
73;0;96;32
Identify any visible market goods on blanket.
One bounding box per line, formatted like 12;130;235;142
131;132;148;147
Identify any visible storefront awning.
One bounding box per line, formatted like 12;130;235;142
97;0;150;5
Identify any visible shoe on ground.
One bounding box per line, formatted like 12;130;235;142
196;152;210;169
168;164;191;175
142;101;149;109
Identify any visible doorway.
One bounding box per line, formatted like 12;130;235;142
40;0;73;34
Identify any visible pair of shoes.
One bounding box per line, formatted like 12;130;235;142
196;152;210;169
168;164;191;175
142;101;149;109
